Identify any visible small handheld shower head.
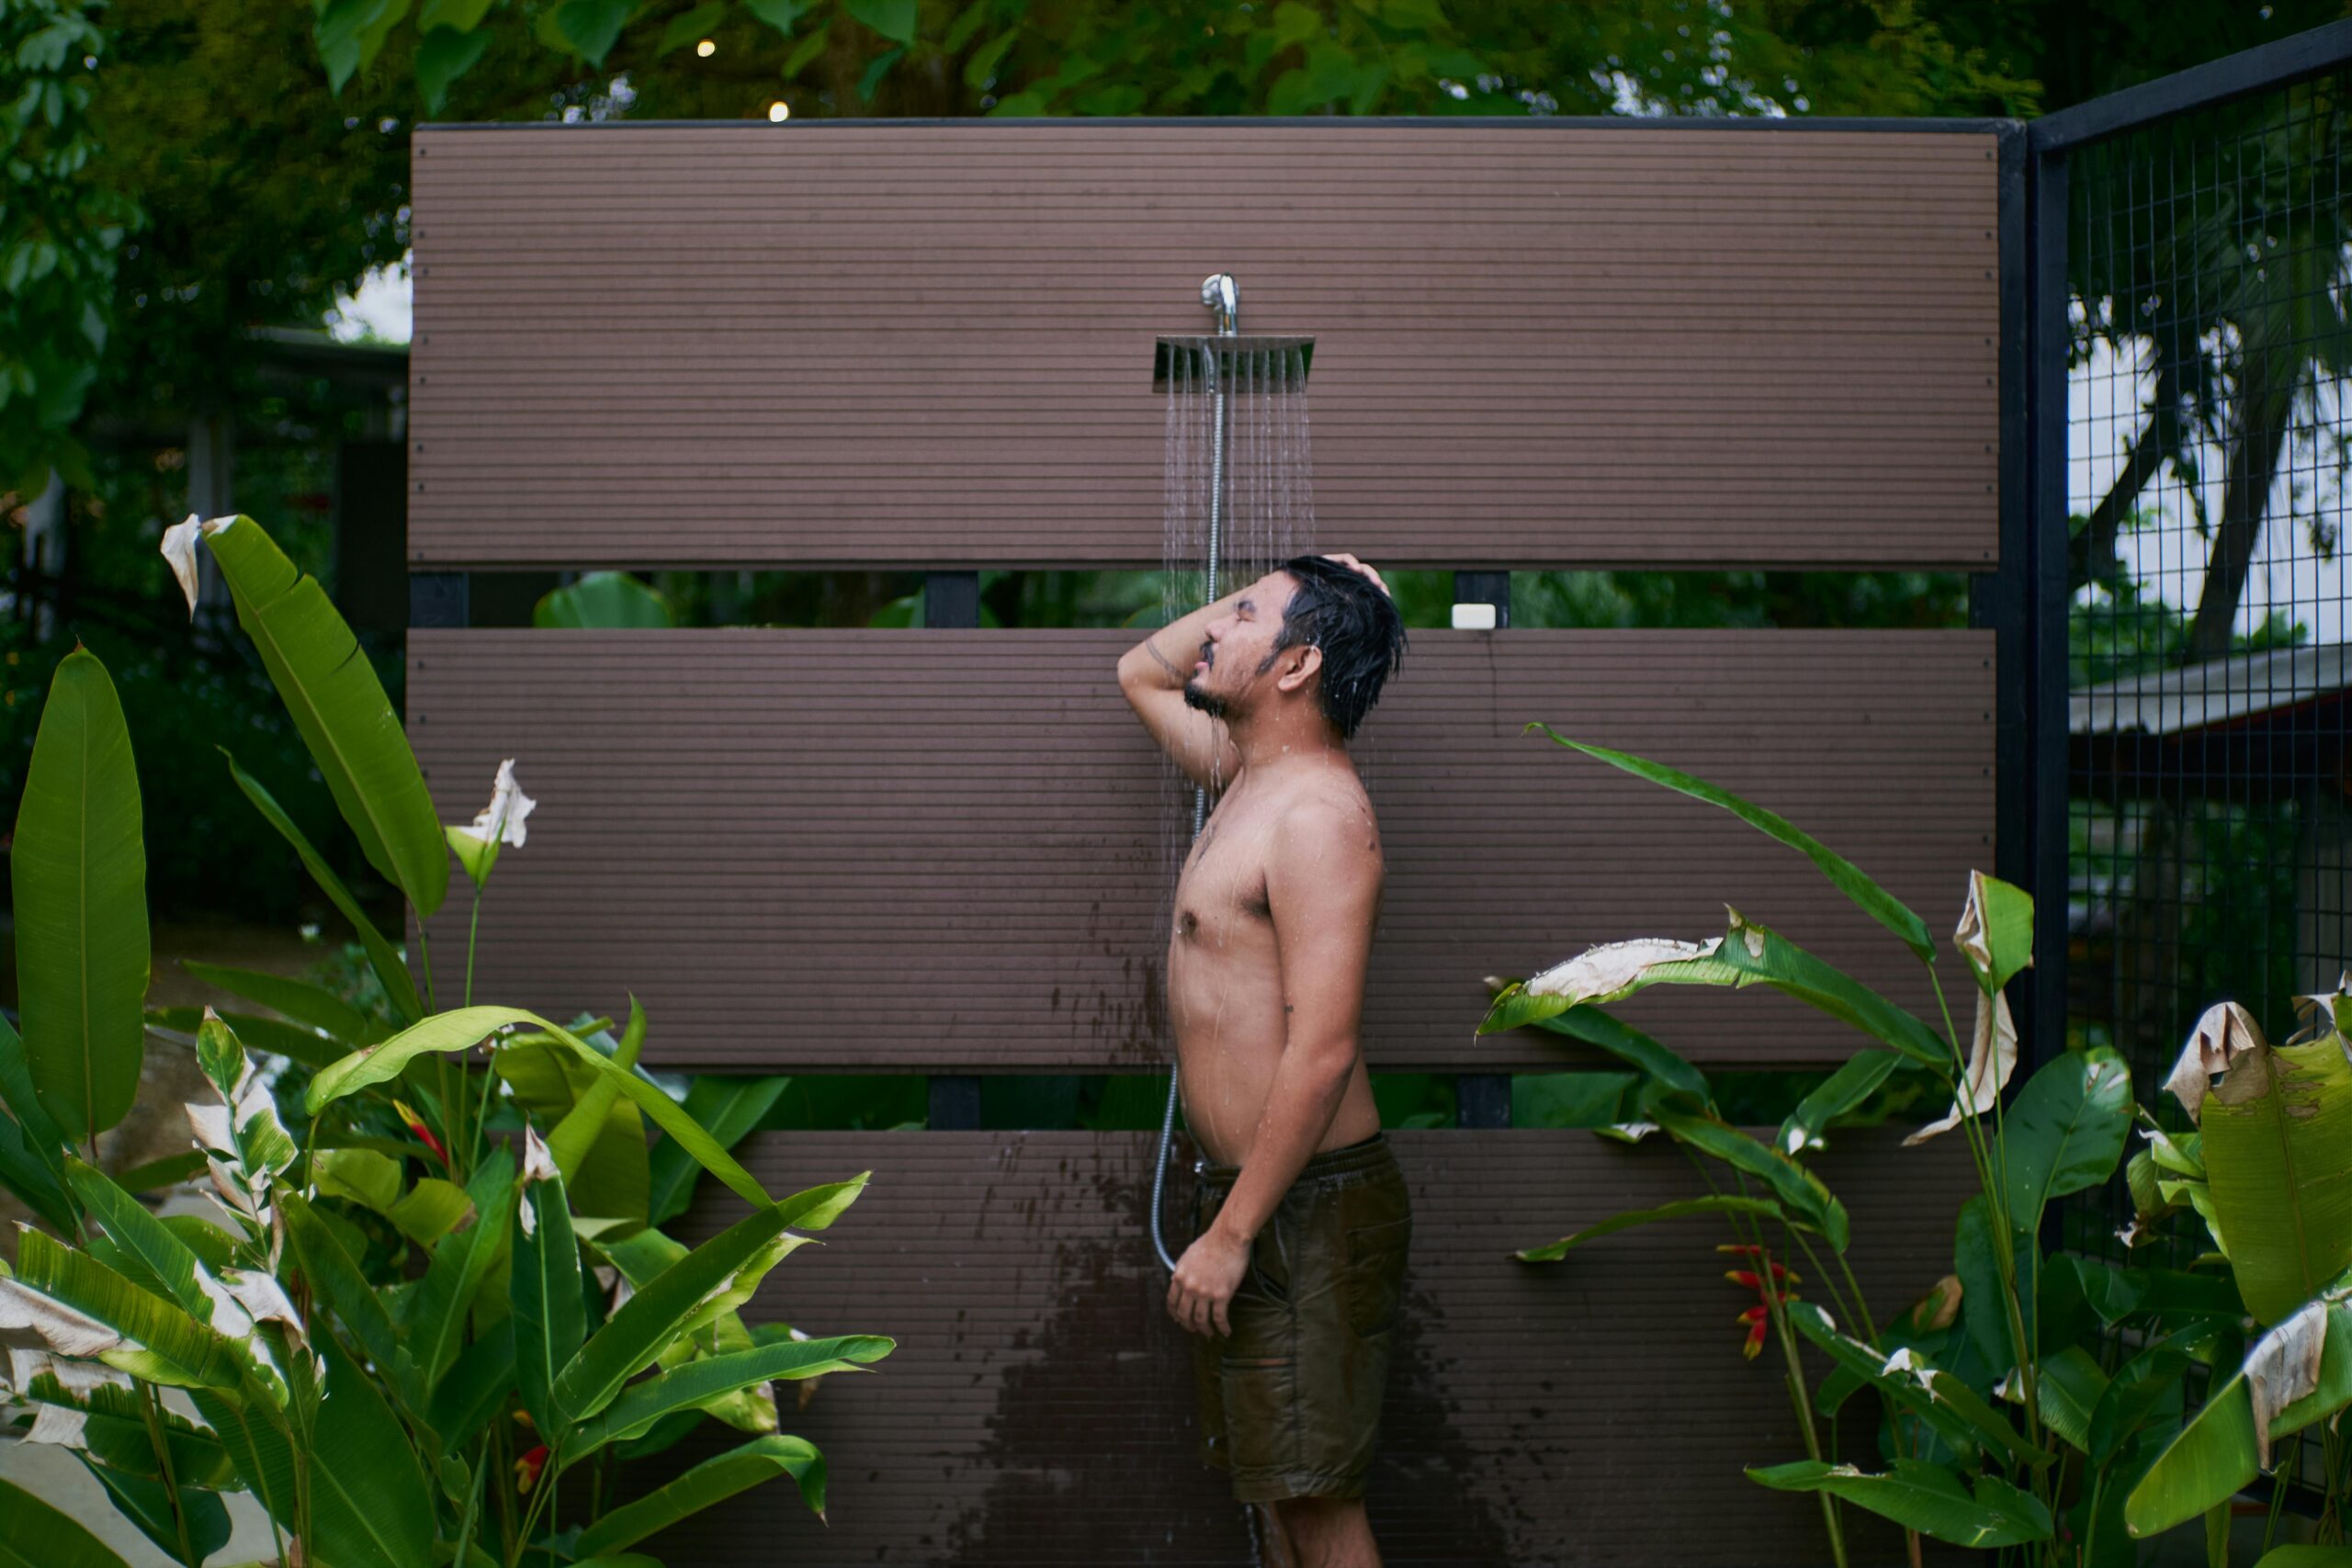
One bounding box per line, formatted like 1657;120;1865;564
1200;273;1238;334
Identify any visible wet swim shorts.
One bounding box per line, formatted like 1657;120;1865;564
1188;1130;1412;1504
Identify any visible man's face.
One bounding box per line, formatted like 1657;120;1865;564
1182;570;1297;721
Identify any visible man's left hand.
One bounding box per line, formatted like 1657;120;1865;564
1167;1226;1250;1337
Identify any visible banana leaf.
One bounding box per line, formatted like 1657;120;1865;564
12;647;148;1141
548;995;650;1228
1519;1004;1711;1103
307;1006;774;1209
536;570;673;628
2197;1032;2352;1325
650;1074;792;1225
179;959;384;1044
514;1160;586;1438
203;513;449;919
284;1191;424;1411
427;1322;517;1450
1651;1106;1850;1250
568;1334;895;1454
2004;1046;2133;1232
79;1456;232;1566
573;1436;825;1555
0;1475;139;1567
6;1229;243;1390
1778;1049;1904;1156
1748;1459;2053;1548
306;1333;437;1567
556;1178;865;1424
1526;726;1935;958
222;750;422;1023
0;1010;66;1170
406;1155;516;1391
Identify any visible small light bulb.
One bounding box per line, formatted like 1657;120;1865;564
695;38;715;57
767;100;790;121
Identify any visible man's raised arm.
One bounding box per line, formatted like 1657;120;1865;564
1116;589;1246;792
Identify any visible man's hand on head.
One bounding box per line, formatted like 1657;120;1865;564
1167;1225;1251;1338
1322;552;1391;599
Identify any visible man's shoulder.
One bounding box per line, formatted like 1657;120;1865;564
1265;781;1382;866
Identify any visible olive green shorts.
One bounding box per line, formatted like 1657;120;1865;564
1188;1131;1412;1504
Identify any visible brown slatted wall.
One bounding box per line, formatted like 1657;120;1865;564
641;1128;1976;1565
408;627;1993;1071
408;122;1998;570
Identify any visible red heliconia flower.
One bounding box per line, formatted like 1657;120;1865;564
514;1444;548;1495
1724;1247;1798;1359
391;1099;447;1165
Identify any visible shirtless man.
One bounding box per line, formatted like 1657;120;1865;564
1116;552;1410;1568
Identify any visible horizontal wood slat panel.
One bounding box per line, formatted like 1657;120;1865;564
407;628;1993;1071
643;1127;1977;1564
409;122;1998;570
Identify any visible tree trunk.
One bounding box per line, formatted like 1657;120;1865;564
2187;331;2299;662
2070;358;2183;592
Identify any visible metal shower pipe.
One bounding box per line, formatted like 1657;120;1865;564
1149;272;1238;1275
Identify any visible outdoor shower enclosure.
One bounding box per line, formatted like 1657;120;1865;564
405;118;2019;1561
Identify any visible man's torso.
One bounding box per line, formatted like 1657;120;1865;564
1166;761;1384;1166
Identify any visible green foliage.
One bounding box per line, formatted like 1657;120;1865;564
9;645;147;1140
0;0;140;497
0;511;889;1562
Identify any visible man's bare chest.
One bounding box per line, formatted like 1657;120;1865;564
1171;804;1275;947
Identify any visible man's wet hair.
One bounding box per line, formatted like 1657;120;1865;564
1258;555;1408;740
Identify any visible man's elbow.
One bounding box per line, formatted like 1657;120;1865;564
1288;1034;1361;1085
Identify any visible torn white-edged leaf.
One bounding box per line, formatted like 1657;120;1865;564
8;1348;131;1399
2164;1001;2267;1125
1881;1346;1939;1393
0;1278;123;1360
1905;988;2018;1146
518;1126;559;1237
187;1102;235;1155
222;1270;303;1337
1524;936;1724;1007
161;514;203;616
24;1402;89;1447
2245;1299;2330;1465
468;758;536;850
1593;1122;1659;1145
1995;1365;2027;1404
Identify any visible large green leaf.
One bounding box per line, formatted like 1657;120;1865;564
1786;1303;2047;1468
179;960;384;1044
534;570;673;628
11;647;148;1141
650;1074;791;1224
548;994;650;1226
572;1334;895;1453
406;1155;516;1391
0;1106;74;1233
514;1159;586;1438
1651;1106;1850;1250
306;1333;437;1568
284;1191;423;1411
187;1385;300;1531
1778;1049;1904;1156
1953;1194;2035;1375
0;1001;67;1168
6;1229;243;1389
308;1006;774;1209
2004;1046;2133;1230
79;1456;232;1566
1518;1004;1710;1103
1514;1195;1784;1262
575;1435;826;1554
2199;1033;2352;1325
557;1178;864;1423
222;750;422;1023
1748;1460;2053;1548
0;1475;139;1567
1527;727;1935;959
2129;1295;2352;1539
426;1321;516;1450
1956;871;2035;992
202;514;449;919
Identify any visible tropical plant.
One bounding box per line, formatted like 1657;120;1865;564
2117;990;2352;1554
1479;725;2240;1568
0;510;888;1565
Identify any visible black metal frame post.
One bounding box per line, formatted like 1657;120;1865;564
1451;570;1512;1127
924;571;985;1128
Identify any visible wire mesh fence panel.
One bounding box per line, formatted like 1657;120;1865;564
2064;70;2352;1262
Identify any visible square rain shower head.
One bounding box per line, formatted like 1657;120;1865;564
1152;335;1315;393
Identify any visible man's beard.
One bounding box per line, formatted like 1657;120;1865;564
1182;679;1229;719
